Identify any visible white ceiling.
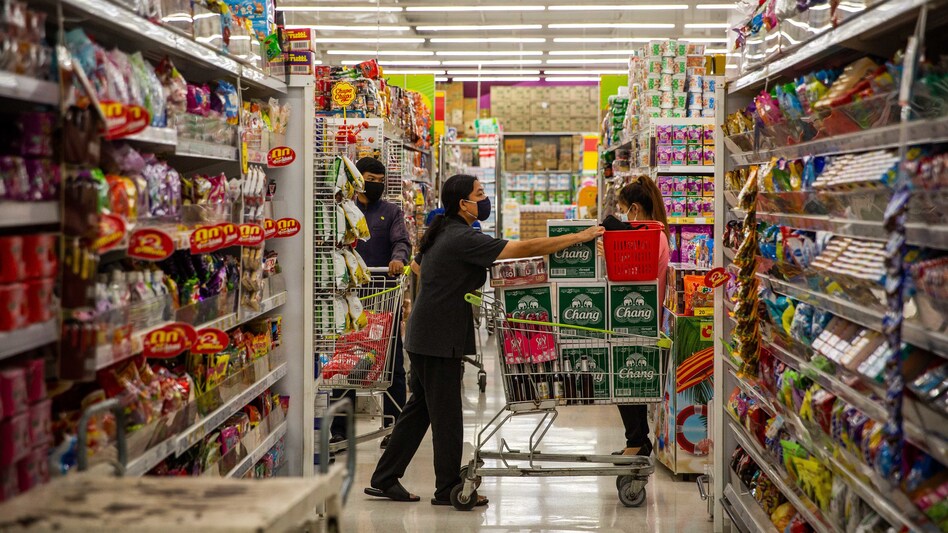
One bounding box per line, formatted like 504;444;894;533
277;0;736;81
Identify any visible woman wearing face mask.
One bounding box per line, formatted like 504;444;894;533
365;174;605;506
600;176;670;458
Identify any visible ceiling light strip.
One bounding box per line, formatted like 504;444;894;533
441;59;544;66
451;76;541;82
416;24;543;31
547;23;675;29
431;38;547;43
445;69;541;75
548;4;687;10
405;5;546;11
276;5;402;12
326;50;435;56
436;51;544;56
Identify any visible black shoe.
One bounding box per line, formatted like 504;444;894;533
330;433;345;444
380;434;391;449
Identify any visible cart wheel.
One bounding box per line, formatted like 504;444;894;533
617;480;646;508
450;483;478;511
477;372;487;393
486;322;495;335
459;465;482;490
616;475;630;491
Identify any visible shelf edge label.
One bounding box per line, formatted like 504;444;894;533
267;146;296;167
128;228;175;261
704;267;729;289
275;217;301;238
94;214;127;252
263;218;277;239
237;223;265;246
218;222;239;247
190;225;225;254
100;101;150;140
191;328;229;355
143;322;197;358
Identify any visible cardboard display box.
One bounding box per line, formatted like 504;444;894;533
556;282;607;339
612;344;662;401
608;282;660;338
547;220;598;281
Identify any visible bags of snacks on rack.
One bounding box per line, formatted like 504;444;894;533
345;291;367;331
341;200;370;243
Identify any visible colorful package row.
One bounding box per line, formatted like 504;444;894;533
657;175;715;197
656;124;715;145
657;145;715;166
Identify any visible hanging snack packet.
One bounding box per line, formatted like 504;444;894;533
333;156;353;199
342;199;370;241
333;295;349;334
346;291;368;331
333;250;349;288
341;155;365;194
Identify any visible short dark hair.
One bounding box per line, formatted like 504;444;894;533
356;157;386;176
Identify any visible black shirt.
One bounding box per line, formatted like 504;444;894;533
405;216;508;357
355;199;411;267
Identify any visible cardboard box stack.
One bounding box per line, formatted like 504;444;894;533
491;86;599;133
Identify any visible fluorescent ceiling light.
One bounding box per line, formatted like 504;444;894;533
546;58;629;65
436;50;544;56
684;23;730;29
705;48;728;54
548;23;675;29
696;3;737;8
342;60;441;66
326;50;435;56
554;37;653;43
431;37;546;43
451;76;541;82
548;50;637;55
435;77;449;82
300;25;410;31
446;69;541;75
384;70;447;75
416;24;542;31
680;37;727;43
315;37;426;44
276;5;402;12
406;5;545;11
726;64;738;69
543;76;600;82
441;59;543;66
549;4;687;10
543;69;626;75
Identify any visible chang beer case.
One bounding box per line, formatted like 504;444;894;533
500;285;554;319
608;282;660;338
559;344;610;403
655;311;714;475
555;282;607;340
611;344;662;401
547;219;598;281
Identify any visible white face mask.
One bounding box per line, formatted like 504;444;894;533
616;205;637;223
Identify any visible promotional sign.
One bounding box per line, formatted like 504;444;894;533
237;223;264;246
143;323;198;358
100;101;150;139
94;214;127;252
608;282;660;338
275;217;301;238
331;81;357;107
263;218;277;239
189;225;225;254
218;222;239;247
704;267;729;289
267;146;296;167
191;328;230;355
127;228;175;261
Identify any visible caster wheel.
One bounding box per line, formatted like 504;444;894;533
459;465;482;489
618;481;646;507
616;474;630;491
450;483;478;511
478;372;487;393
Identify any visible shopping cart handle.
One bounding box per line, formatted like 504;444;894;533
464;293;483;306
657;335;673;350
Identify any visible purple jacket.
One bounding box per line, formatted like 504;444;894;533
355;199;411;267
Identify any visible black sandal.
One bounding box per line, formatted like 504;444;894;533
364;481;420;502
431;495;489;506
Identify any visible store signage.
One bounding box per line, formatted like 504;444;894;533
218;222;239;247
143;322;197;358
94;214;127;252
275;217;301;238
237;223;264;246
267;146;296;167
100;101;150;140
127;228;175;261
704;267;729;289
331;81;357;107
190;225;225;254
191;328;230;355
263;218;277;239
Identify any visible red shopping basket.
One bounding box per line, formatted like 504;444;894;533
602;221;664;281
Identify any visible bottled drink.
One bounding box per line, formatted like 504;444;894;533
552;361;565;405
578;356;594;405
348;350;377;386
535;362;551;400
563;358;578;405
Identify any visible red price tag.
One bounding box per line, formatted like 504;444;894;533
128;228;175;261
99;101;150;140
237;223;264;246
704;267;730;289
143;323;197;358
263;218;277;240
191;328;230;355
218;222;239;247
267;146;296;167
94;214;127;252
275;217;301;238
189;225;225;254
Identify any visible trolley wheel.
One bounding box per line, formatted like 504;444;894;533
486;322;495;335
459;465;482;490
617;479;647;508
477;371;487;393
450;483;479;511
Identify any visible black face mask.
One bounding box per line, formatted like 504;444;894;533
363;181;384;203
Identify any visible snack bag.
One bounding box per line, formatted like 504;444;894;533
346;291;368;331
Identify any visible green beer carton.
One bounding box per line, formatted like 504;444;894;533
611;344;662;400
608;282;659;338
501;285;554;319
555;282;607;339
547;220;598;280
559;345;610;402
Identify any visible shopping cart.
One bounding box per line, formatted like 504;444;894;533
317;267;406;452
450;291;671;511
464;285;494;394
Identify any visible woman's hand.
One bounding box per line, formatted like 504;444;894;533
577;225;605;243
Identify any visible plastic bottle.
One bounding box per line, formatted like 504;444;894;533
348;350;377;386
108;270;131;309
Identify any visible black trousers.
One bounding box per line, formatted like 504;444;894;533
331;329;407;436
371;352;463;501
617;404;650;448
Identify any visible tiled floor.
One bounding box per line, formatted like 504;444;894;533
339;328;714;533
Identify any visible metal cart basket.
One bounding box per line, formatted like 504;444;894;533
317;267;406;451
448;291;671;511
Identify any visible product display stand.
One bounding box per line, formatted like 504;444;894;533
715;3;948;533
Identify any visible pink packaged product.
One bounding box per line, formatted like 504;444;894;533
668;225;682;262
663;197;674;218
687;145;703;165
686;197;701;217
0;367;27;419
700;198;715;217
680;224;713;263
671;146;687;165
16;446;48;493
490;257;548;288
656;125;673;145
21;359;44;404
17;112;55;158
674;175;688;195
0;413;29;467
0;464;16;502
703;124;715;144
704;176;715;197
657;145;673;166
670;197;687;217
672;125;687;145
657;175;675;196
28;399;50;446
686;176;703;195
687;125;703;144
703;146;715;166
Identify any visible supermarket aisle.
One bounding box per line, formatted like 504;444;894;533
342;329;712;533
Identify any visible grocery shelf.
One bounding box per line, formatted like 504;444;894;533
227;421;288;479
727;368;775;415
44;0;285;94
0;319;58;362
727;418;839;533
0;201;60;228
402;144;432;156
176;139;240;161
124;361;288;476
904;416;948;469
722;477;780;533
668;217;714;225
728;0;928;94
760;274;948;360
123;127;177;149
0;73;59;105
654;165;715;175
729;115;948;166
758;212;948;250
602;139;633;154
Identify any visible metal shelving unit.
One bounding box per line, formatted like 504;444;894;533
757;212;948;250
0;319;58;362
227;421;288;479
0;73;59;105
0;201;60;228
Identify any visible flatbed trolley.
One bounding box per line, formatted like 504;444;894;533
318;267;406;452
448;292;672;511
